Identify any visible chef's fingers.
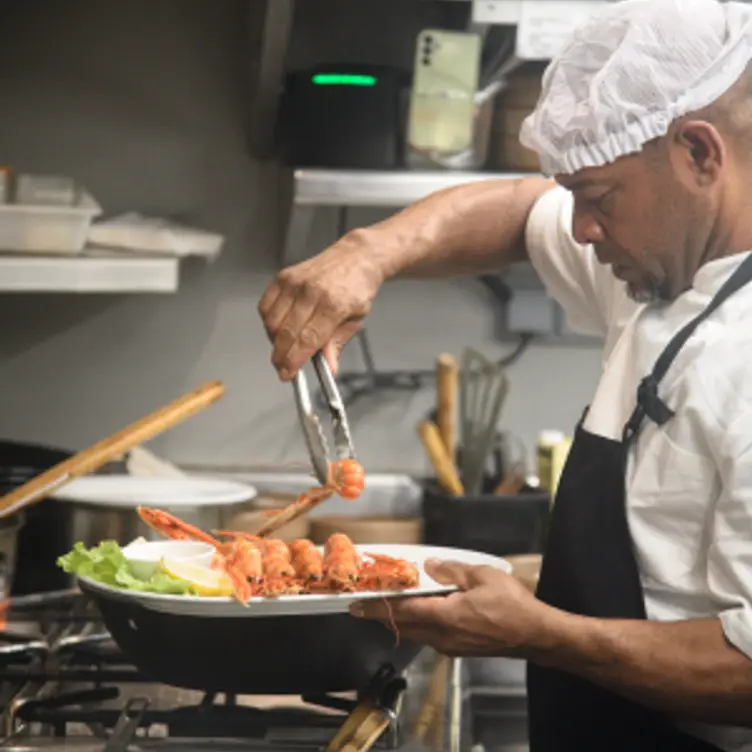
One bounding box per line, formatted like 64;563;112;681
260;290;299;355
277;308;344;380
322;320;365;375
258;280;285;336
270;299;322;381
423;559;476;591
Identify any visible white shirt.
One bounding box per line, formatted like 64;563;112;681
525;186;752;752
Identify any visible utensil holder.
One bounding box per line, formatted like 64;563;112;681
421;480;550;557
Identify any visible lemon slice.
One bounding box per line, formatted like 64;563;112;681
161;558;234;597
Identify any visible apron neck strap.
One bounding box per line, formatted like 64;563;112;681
623;252;752;445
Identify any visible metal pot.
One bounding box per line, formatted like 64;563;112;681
0;512;24;600
0;439;255;596
0;439;76;595
61;495;251;550
81;578;422;695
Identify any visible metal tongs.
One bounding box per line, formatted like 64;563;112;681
293;352;357;485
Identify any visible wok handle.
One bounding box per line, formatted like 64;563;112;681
0;381;225;520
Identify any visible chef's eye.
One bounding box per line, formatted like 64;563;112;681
591;190;615;216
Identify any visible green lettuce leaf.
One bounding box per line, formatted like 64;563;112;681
57;540;197;595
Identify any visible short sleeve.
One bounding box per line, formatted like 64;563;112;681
524;186;620;337
710;407;752;659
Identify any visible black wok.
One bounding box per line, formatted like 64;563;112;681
80;579;423;695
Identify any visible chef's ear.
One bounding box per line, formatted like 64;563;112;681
671;120;725;187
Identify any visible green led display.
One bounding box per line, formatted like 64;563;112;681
311;73;377;86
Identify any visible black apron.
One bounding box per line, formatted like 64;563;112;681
527;253;752;752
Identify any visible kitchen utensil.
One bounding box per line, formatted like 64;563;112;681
0;439;70;595
79;544;511;618
51;475;255;508
417;420;464;496
77;545;511;696
46;476;254;591
293;352;356;486
436;353;459;460
413;653;451;742
252;353;358;539
493;464;527;495
0;381;224;520
80;584;420;695
0;514;23;600
422;482;550;557
459;348;509;495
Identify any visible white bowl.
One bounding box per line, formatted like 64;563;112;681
123;540;216;581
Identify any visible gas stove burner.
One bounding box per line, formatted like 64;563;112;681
0;589;459;752
10;665;406;749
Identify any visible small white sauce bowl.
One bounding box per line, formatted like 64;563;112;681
123;539;216;580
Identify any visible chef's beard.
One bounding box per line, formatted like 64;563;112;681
625;277;671;305
626;283;660;304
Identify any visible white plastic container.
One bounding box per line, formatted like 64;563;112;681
0;191;102;254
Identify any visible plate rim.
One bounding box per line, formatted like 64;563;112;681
76;543;512;612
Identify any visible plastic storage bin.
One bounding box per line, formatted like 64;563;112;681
0;192;102;254
421;481;550;557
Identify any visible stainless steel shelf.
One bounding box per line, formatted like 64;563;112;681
0;252;179;293
293;168;537;209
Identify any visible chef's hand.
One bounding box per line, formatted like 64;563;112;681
350;560;553;658
258;234;385;381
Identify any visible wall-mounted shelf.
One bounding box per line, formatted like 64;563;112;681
0;252;179;293
293;168;538;209
283;167;602;349
283;168;540;266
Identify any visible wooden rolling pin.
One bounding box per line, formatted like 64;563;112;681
0;381;225;519
436;353;458;460
417;420;464;496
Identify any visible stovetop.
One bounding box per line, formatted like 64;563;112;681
0;590;431;752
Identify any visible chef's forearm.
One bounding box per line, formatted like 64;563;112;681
533;611;752;726
355;177;554;281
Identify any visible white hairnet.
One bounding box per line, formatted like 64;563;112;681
519;0;752;176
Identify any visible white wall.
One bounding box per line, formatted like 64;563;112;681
0;0;602;474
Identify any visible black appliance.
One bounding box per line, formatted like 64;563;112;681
279;64;410;169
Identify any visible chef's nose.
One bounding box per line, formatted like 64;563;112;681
571;208;606;245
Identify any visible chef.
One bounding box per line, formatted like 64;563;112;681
259;0;752;749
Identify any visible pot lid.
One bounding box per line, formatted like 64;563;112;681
50;475;256;509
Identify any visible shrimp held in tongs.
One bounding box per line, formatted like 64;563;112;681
254;353;365;539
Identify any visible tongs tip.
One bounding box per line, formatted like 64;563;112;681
293;353;356;485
